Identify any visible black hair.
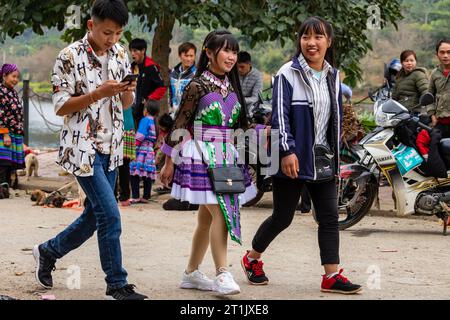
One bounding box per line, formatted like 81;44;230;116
158;113;175;131
178;42;197;56
295;16;336;68
436;39;450;53
397;50;417;79
145;100;160;117
129;38;147;53
91;0;129;27
237;51;251;64
195;30;248;129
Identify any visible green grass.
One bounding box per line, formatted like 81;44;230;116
20;81;52;95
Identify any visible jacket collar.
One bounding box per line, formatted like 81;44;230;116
132;56;160;70
174;62;196;76
436;64;450;76
293;54;332;76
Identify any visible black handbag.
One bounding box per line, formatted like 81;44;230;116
194;139;246;194
208;166;246;194
311;144;335;182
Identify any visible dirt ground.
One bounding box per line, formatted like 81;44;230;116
2;151;450;300
1;188;450;300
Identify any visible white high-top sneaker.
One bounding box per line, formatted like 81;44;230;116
213;271;241;295
180;270;214;291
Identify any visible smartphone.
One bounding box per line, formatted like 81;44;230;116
121;74;138;84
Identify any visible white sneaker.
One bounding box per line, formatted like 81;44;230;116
212;271;241;295
180;270;214;291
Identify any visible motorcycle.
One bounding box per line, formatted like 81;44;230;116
243;88;273;207
244;84;368;208
329;92;450;235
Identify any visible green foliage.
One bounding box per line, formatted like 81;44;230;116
357;110;377;133
0;0;402;86
29;82;53;94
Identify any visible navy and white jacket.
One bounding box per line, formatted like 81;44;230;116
271;55;342;180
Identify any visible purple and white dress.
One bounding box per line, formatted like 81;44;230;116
161;70;257;244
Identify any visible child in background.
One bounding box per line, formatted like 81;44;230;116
117;106;136;206
129;100;159;204
154;113;174;171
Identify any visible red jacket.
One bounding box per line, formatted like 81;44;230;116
131;56;167;123
416;129;431;155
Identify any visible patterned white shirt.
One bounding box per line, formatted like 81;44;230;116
52;33;132;176
298;54;332;147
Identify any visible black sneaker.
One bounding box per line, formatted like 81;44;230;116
163;198;199;211
321;269;362;294
241;251;269;285
33;244;56;289
105;284;148;300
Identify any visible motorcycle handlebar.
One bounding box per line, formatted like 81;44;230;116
411;117;432;133
417;121;433;132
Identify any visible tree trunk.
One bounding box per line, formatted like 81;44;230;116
151;13;176;113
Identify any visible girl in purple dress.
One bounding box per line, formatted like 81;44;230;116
160;30;257;295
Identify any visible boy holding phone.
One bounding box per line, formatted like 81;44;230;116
33;0;148;300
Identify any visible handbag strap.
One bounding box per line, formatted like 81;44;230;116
194;139;235;169
194;139;215;169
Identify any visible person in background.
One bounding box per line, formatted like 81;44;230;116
0;63;25;189
169;42;197;116
129;100;159;204
392;50;429;115
129;38;167;128
117;105;136;206
341;82;352;104
237;51;263;108
428;39;450;138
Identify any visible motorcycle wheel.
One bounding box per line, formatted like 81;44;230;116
312;177;378;230
243;164;265;207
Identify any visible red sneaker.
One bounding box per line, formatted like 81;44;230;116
321;269;362;294
120;200;130;207
241;251;269;285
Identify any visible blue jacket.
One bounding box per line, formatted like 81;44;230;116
169;63;197;112
271;55;342;180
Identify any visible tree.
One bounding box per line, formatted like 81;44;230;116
0;0;402;96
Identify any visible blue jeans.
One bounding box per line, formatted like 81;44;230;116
42;152;128;289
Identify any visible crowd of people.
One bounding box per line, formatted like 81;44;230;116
1;0;450;300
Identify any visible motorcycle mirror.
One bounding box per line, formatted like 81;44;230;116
419;93;435;106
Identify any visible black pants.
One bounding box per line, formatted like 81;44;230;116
130;175;152;200
252;177;340;265
0;165;12;186
117;158;131;201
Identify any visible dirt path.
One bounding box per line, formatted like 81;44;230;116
1;190;450;300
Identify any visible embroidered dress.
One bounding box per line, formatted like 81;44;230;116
0;83;25;169
123;107;136;160
162;70;257;244
129;115;157;180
